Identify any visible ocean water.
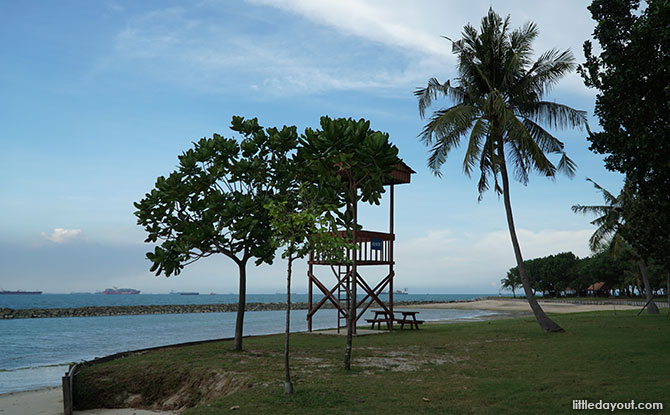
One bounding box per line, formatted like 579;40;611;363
0;293;488;309
0;294;494;394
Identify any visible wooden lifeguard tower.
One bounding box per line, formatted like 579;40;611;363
306;161;415;332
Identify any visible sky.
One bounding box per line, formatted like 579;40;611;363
0;0;625;295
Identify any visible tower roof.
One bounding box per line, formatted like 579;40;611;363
385;160;415;185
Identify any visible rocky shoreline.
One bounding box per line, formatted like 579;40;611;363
0;300;438;319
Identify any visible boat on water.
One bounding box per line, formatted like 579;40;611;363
0;289;42;295
380;289;409;295
178;292;199;295
98;288;140;295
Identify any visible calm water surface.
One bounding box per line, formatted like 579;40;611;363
0;294;495;394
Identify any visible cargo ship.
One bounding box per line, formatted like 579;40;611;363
98;288;140;295
381;289;408;295
0;290;42;295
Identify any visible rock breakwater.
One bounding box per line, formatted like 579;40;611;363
0;301;434;319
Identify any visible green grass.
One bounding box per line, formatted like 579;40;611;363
73;311;670;414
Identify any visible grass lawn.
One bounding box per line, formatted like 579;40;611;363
73;310;669;414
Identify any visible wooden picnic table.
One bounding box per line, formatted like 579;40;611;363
366;310;394;330
394;310;424;330
366;310;424;330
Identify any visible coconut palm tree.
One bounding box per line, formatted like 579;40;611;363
416;9;589;332
572;179;659;313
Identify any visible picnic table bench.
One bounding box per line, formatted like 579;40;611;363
366;310;394;330
366;310;424;330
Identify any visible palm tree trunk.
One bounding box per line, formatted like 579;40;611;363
284;251;294;394
637;259;659;314
499;154;564;332
233;260;247;351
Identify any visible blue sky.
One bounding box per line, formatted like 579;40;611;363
0;1;624;294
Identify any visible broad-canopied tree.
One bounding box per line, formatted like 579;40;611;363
134;116;298;351
579;0;670;270
416;9;588;332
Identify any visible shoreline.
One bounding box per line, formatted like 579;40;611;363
0;387;177;415
410;298;641;313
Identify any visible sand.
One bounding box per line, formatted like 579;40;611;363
413;299;639;313
0;387;177;415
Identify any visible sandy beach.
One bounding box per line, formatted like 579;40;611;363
0;388;177;415
1;299;639;415
414;298;640;314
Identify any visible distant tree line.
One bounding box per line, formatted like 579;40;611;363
501;251;667;298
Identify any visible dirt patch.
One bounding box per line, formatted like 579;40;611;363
356;350;465;372
76;367;249;412
150;370;250;411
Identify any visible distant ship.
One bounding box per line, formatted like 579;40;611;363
178;292;199;295
381;289;408;295
0;290;42;295
98;288;140;295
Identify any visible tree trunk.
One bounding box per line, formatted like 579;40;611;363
344;185;357;371
637;259;659;314
233;260;247;351
499;151;564;333
284;252;294;394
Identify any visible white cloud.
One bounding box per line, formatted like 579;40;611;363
101;1;596;98
246;0;597;97
394;227;593;292
247;0;451;58
41;228;82;244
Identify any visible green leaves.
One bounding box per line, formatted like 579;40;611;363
578;0;670;267
135;114;404;278
298;116;400;212
417;8;588;198
134;116;299;276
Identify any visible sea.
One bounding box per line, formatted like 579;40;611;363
0;293;495;394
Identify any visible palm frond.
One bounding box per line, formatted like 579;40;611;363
589;225;615;252
415;78;445;118
420;104;476;175
476;135;497;198
571;204;609;216
419;104;475;145
505;113;556;178
526;49;576;95
523;101;588;131
463;118;488;177
556;152;577;177
416;78;468;118
586;178;619;206
509;21;537;65
505;139;530;185
520;118;563;154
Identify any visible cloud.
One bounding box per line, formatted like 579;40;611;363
100;1;596;99
247;0;451;58
246;0;597;97
105;5;445;97
41;228;82;244
394;227;593;292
